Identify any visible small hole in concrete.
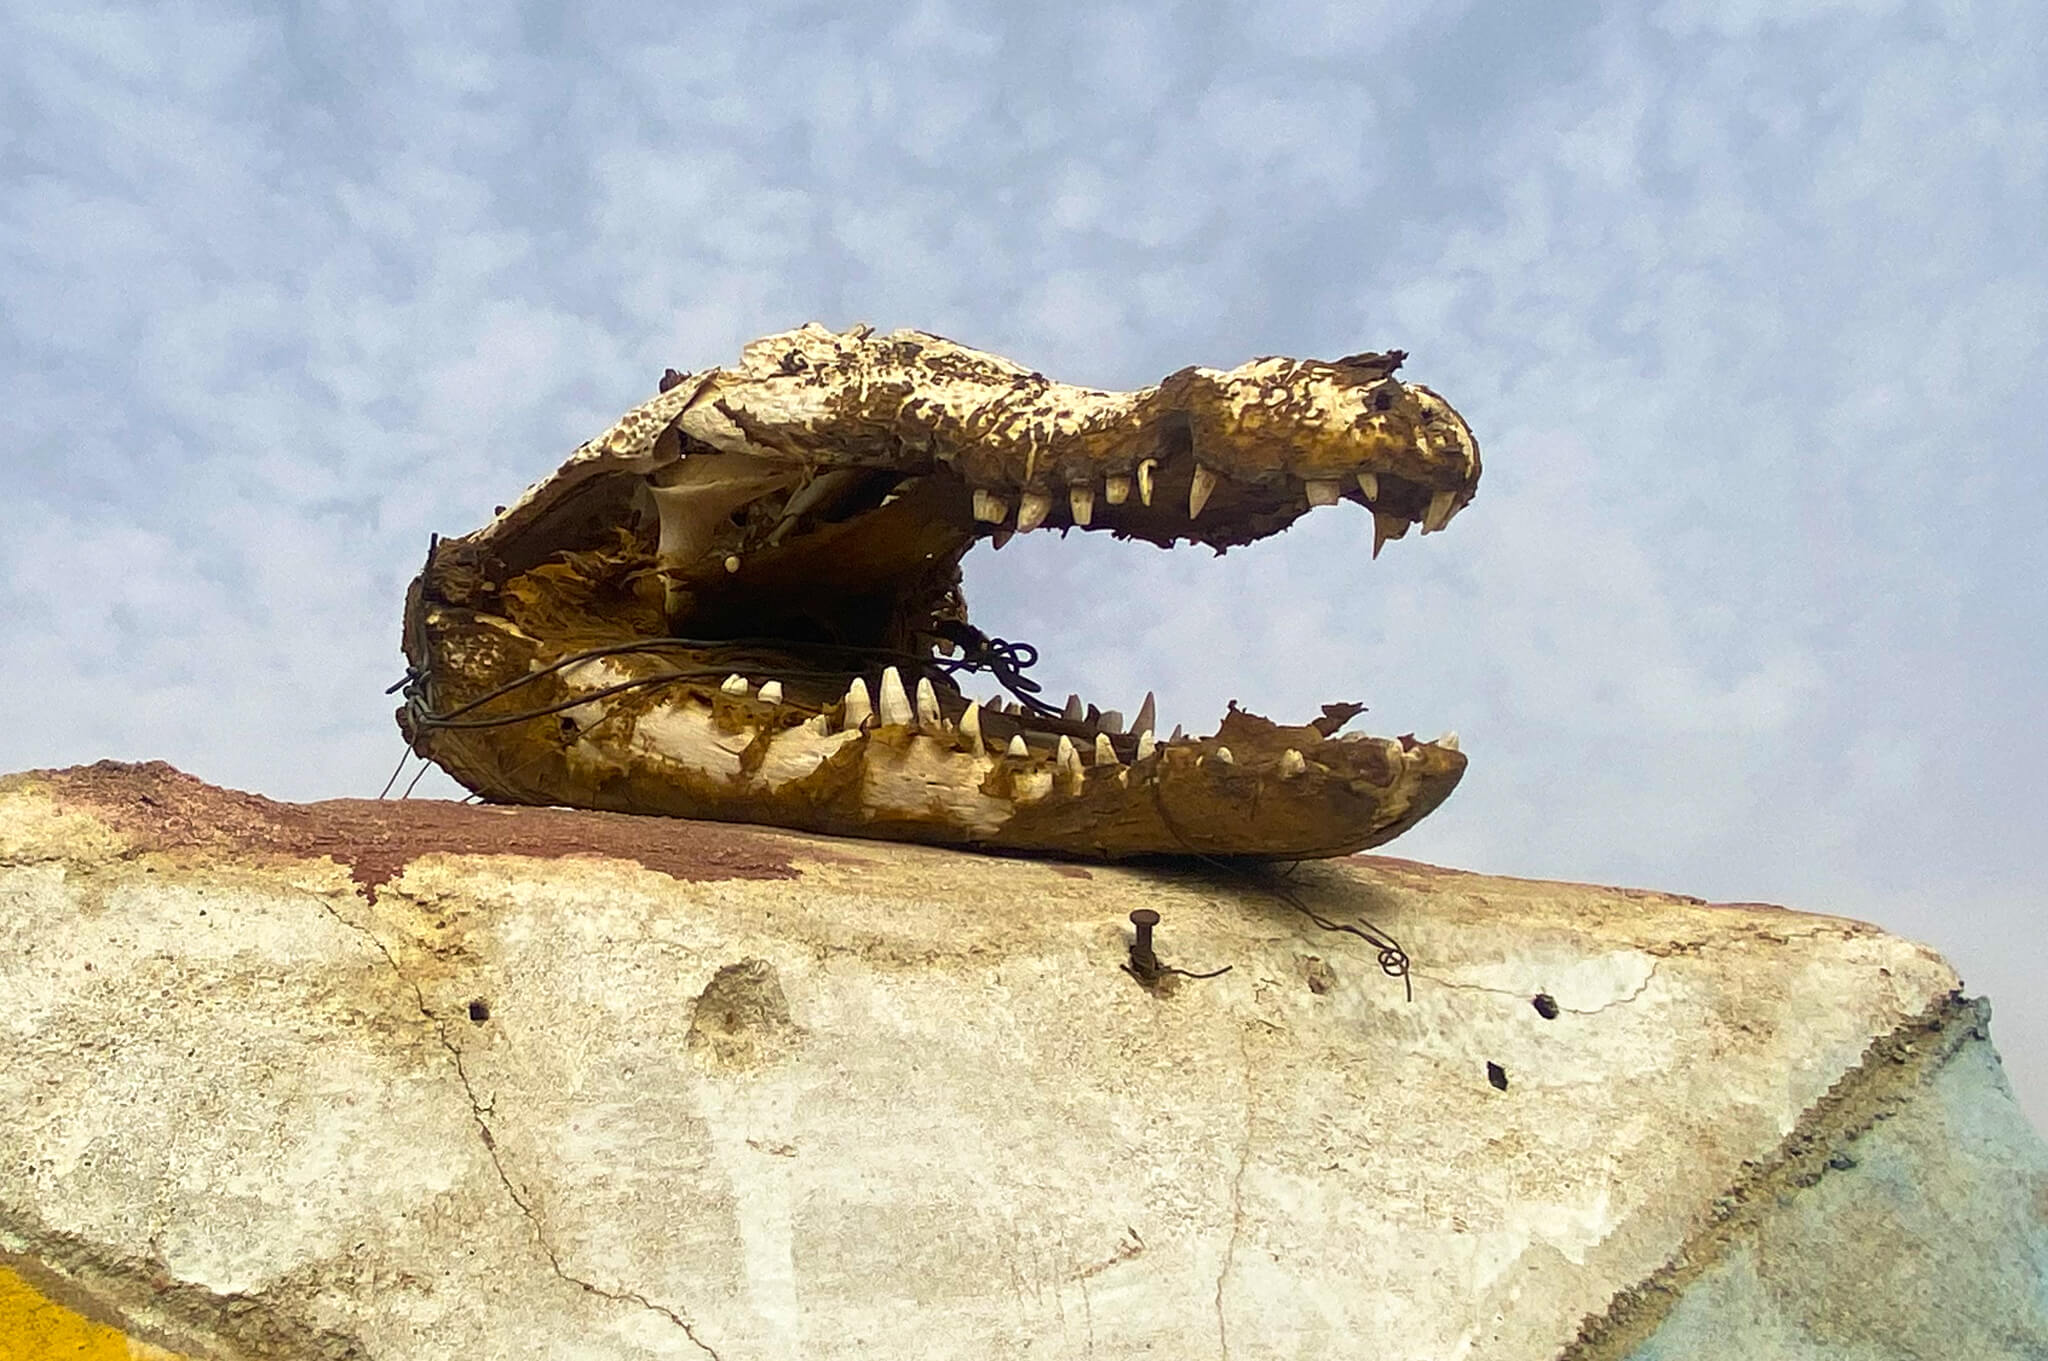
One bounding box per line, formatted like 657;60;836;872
1486;1061;1508;1091
467;998;491;1024
1532;993;1560;1019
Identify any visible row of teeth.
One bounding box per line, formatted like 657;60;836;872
966;464;1460;538
714;665;1461;772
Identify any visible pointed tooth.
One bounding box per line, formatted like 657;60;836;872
1278;748;1307;778
1137;459;1157;507
1104;474;1132;505
802;712;832;735
1435;730;1460;752
1170;724;1184;742
879;666;914;727
1063;693;1084;722
1069;483;1095;527
1372;509;1407;559
915;676;945;734
757;680;784;704
959;701;983;751
1423;489;1456;532
1007;735;1029;757
1099;709;1124;735
1306;478;1342;507
991;528;1014;550
973;488;1010;524
1134;692;1156;738
1094;733;1119;767
1211;745;1234;765
1188;465;1219;519
1017;490;1053;532
1136;730;1157;760
721;674;750;696
1056;735;1084;779
844;678;873;730
1357;471;1379;501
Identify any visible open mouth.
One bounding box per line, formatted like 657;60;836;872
398;323;1480;859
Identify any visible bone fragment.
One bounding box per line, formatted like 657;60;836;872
724;555;741;574
1104;473;1131;505
1134;692;1156;739
1279;748;1308;778
1017;490;1053;532
972;489;1010;524
1069;483;1094;527
915;676;945;734
1007;735;1029;757
1306;478;1342;507
1188;465;1219;519
958;701;983;752
1212;746;1234;765
1435;730;1460;752
879;666;914;728
1357;470;1379;501
1423;490;1456;533
1137;459;1156;507
844;678;874;731
721;674;750;696
757;680;783;704
802;713;832;735
1136;730;1157;760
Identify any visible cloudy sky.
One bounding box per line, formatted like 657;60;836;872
4;0;2042;1124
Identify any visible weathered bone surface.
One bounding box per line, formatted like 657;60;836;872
399;323;1481;857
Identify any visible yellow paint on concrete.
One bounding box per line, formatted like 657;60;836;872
0;1264;185;1361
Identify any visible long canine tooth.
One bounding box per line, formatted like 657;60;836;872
1137;459;1157;507
1104;474;1132;505
757;680;784;704
1357;471;1379;501
1188;465;1219;519
1063;693;1084;721
959;701;983;751
1306;478;1342;507
1278;748;1307;778
1211;745;1234;765
844;678;873;730
972;488;1010;524
1094;733;1118;767
721;674;750;696
1069;483;1094;527
1136;730;1157;760
1372;509;1407;559
1435;730;1460;752
879;666;914;727
915;676;944;734
1017;490;1053;532
1007;734;1029;757
1134;691;1156;738
1423;489;1456;532
1099;709;1124;734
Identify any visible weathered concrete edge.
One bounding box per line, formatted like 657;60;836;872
1561;988;1988;1360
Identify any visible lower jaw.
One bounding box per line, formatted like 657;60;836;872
400;602;1468;861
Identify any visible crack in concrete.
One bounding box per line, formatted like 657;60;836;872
314;895;724;1360
1213;1030;1256;1361
1414;958;1662;1014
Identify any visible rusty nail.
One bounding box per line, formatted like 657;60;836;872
1128;909;1160;972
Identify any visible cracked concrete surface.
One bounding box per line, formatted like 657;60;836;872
2;764;2044;1359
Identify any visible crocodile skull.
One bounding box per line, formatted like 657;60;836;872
398;322;1480;859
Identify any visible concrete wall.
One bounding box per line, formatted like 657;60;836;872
2;763;2042;1359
